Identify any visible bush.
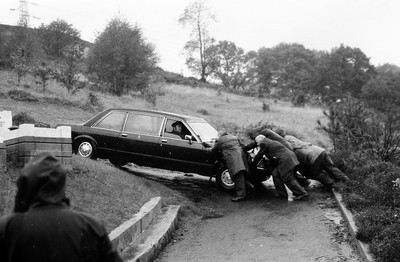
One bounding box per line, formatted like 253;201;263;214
291;93;308;107
197;109;209;115
356;206;400;262
356;206;397;241
13;112;35;126
370;221;400;262
262;102;270;112
340;158;400;211
243;121;280;138
7;89;38;102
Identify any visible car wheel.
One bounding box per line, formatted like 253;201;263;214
215;166;236;191
76;140;97;159
109;157;128;167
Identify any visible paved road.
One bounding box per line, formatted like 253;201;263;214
125;166;362;262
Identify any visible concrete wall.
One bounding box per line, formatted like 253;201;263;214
0;124;72;168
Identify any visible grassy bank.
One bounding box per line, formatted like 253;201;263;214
0;156;195;232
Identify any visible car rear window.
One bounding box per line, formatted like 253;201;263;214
124;114;163;135
94;112;126;131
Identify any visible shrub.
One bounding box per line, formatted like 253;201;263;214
291;93;307;107
370;221;400;262
81;92;104;113
243;121;280;138
13;112;35;126
340;158;400;211
87;92;100;107
197;109;209;115
319;97;400;163
356;206;397;241
262;102;270;112
7;89;38;102
213;122;243;138
356;206;400;262
138;74;165;107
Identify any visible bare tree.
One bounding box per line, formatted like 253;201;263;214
179;0;215;82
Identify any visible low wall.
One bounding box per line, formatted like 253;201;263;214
0;124;72;168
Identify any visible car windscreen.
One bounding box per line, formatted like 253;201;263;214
188;121;218;142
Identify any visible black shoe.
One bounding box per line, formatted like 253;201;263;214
231;196;246;202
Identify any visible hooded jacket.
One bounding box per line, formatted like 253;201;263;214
0;153;122;262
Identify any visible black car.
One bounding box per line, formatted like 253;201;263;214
70;108;270;190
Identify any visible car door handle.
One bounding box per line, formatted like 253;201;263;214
161;139;168;143
121;133;127;137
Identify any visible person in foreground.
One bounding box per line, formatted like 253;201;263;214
211;131;249;202
0;152;122;262
251;135;308;200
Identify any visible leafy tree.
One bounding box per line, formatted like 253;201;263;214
54;45;84;94
179;0;216;82
87;17;158;96
253;47;278;94
32;61;54;92
316;44;375;101
274;43;318;97
38;19;80;57
207;40;254;89
254;43;318;99
10;47;29;85
362;64;400;121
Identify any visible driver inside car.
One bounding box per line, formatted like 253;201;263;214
171;121;187;139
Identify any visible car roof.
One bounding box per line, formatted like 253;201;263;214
84;108;207;126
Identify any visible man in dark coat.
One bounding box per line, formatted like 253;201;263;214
244;128;310;187
211;132;249;201
284;135;350;189
252;135;308;200
0;153;122;262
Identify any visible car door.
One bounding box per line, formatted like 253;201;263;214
119;112;163;166
91;110;127;155
156;118;214;175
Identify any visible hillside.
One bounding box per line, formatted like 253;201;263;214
0;23;92;47
0;69;331;231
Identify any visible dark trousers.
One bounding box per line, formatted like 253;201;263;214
232;170;247;197
298;163;335;187
272;168;307;197
314;151;348;182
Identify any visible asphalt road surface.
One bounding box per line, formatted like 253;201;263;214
125;165;362;262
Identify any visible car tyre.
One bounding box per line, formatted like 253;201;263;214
76;140;97;159
109;157;128;167
215;166;236;191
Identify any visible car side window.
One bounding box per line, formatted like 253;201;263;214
163;119;197;141
94;112;126;131
124;114;163;135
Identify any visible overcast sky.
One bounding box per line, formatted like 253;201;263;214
1;0;399;75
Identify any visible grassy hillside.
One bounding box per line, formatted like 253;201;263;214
0;70;330;146
0;69;331;231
